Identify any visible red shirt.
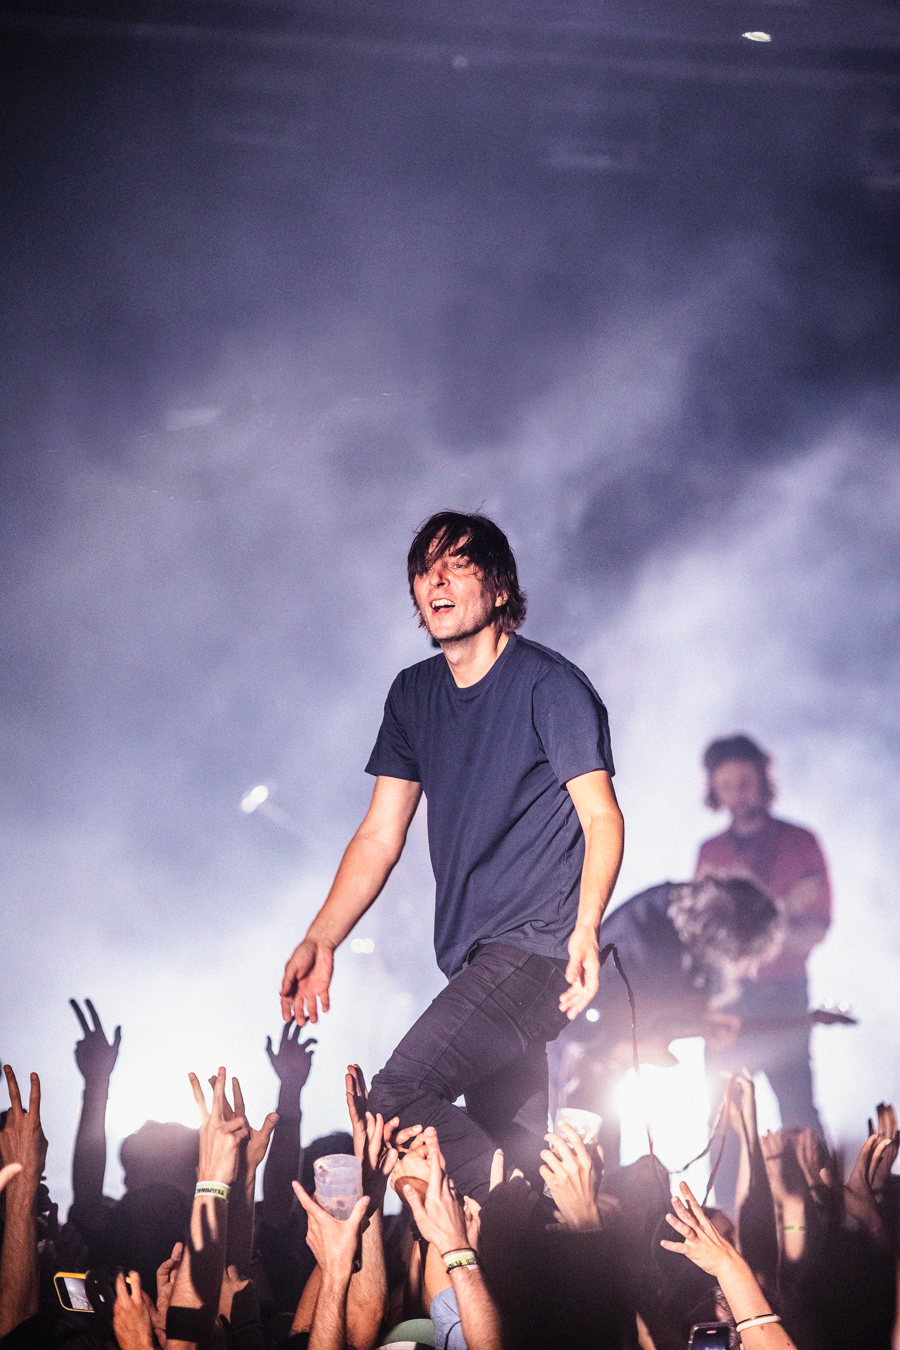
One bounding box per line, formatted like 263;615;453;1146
694;815;831;981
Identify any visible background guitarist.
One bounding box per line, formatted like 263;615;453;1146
695;733;833;1203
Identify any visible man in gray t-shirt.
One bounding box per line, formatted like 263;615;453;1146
280;511;624;1199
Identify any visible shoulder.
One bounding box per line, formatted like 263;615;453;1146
388;652;446;696
513;636;605;697
769;816;827;858
697;828;732;856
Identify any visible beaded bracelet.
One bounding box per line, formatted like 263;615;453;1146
195;1182;230;1201
735;1313;782;1333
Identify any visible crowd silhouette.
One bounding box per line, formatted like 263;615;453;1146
0;995;896;1348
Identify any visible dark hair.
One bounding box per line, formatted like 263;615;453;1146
702;734;775;810
407;510;527;634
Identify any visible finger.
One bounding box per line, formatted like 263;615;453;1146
302;1038;317;1052
489;1148;504;1191
188;1072;209;1121
281;990;297;1024
660;1238;687;1253
664;1210;691;1236
403;1182;427;1227
4;1065;22;1114
69;999;91;1035
395;1125;423;1149
349;1193;370;1232
0;1162;23;1195
557;1121;591;1161
210;1065;227;1109
258;1112;279;1149
115;1271;129;1302
27;1072;41;1117
84;999;104;1035
266;1036;275;1064
112;1026;121;1052
232;1077;246;1118
127;1270;143;1305
292;1179;318;1216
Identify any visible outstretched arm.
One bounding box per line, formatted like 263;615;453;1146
662;1182;797;1350
69;999;121;1218
280;775;422;1025
261;1024;316;1230
561;770;624;1019
0;1067;48;1339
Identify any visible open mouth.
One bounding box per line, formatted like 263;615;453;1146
431;599;454;611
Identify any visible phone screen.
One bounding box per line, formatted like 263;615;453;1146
54;1274;92;1313
688;1324;731;1350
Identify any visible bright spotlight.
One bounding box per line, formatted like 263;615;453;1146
240;784;270;814
585;1008;600;1022
742;30;772;42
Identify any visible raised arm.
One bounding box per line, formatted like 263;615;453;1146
560;769;624;1019
69;998;121;1218
281;775;422;1026
661;1181;797;1350
0;1067;48;1339
260;1024;316;1230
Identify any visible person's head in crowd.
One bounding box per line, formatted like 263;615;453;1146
119;1121;199;1195
299;1131;355;1195
667;875;782;1004
406;510;527;636
703;733;776;832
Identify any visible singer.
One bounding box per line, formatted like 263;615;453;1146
280;510;623;1199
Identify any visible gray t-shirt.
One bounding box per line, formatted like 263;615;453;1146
366;633;614;977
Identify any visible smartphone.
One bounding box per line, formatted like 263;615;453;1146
688;1324;732;1350
54;1273;93;1313
54;1271;131;1313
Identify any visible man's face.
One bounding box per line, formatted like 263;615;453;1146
710;759;767;825
412;542;506;644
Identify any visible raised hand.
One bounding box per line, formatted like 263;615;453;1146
154;1241;182;1346
870;1104;899;1195
70;999;121;1084
539;1122;602;1231
759;1130;807;1205
291;1180;369;1279
280;938;335;1027
112;1271;155;1350
660;1181;740;1280
401;1127;470;1256
844;1133;895;1239
190;1067;249;1187
230;1077;278;1180
0;1066;47;1189
266;1023;317;1094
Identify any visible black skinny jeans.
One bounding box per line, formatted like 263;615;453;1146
367;942;570;1202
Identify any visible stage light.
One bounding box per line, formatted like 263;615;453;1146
742;31;772;42
585;1008;600;1022
240;784;269;814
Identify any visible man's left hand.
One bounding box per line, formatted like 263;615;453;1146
560;924;600;1020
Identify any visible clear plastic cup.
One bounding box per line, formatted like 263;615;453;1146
313;1153;362;1219
554;1108;602;1145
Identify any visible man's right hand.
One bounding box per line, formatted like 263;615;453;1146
280;938;335;1025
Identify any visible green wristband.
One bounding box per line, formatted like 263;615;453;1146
195;1182;230;1201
